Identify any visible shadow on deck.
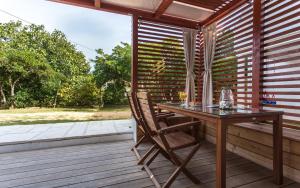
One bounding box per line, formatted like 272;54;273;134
0;140;298;188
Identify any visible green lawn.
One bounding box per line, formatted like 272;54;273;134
0;105;131;126
0;105;130;113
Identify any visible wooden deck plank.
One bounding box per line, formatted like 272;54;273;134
0;154;138;176
283;183;300;188
0;145;218;181
109;160;254;188
237;177;294;188
4;147;219;187
0;140;298;188
0;141;134;164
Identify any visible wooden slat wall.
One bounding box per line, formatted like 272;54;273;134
212;2;253;107
137;18;203;103
261;0;300;128
203;0;300;184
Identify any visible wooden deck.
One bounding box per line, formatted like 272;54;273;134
0;140;298;188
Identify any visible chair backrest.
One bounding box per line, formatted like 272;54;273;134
136;92;161;133
126;92;140;123
137;92;172;151
128;92;154;136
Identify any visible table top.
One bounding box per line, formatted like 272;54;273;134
158;103;283;119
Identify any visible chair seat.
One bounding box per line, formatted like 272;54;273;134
166;114;193;126
153;131;196;150
158;121;168;128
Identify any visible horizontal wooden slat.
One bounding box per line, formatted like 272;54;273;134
137;18;203;103
212;2;253;108
138;44;183;53
138;39;183;47
261;0;300;129
139;21;182;32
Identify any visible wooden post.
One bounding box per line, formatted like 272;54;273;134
216;119;226;188
252;0;262;109
131;15;139;143
273;114;283;184
131;15;139;92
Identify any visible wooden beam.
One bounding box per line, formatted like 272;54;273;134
131;15;138;92
175;0;216;11
201;0;249;26
94;0;101;8
49;0;199;28
252;0;262;109
154;0;173;18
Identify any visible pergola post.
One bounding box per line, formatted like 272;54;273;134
252;0;262;109
131;15;139;142
131;15;139;93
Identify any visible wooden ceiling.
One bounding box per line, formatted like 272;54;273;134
49;0;249;28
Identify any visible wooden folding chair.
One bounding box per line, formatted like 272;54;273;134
136;92;202;188
127;92;175;165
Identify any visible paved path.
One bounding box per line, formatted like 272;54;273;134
0;119;133;144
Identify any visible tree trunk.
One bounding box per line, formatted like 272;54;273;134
99;87;104;108
53;91;58;108
8;77;19;109
9;83;15;109
0;82;7;106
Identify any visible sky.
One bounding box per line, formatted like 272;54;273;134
0;0;132;61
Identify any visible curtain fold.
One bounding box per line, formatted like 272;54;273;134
183;28;198;104
202;23;217;106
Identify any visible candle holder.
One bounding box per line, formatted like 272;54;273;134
219;87;234;109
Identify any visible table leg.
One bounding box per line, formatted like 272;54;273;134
273;114;283;184
216;119;226;188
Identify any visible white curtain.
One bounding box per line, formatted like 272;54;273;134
183;28;198;104
202;23;217;106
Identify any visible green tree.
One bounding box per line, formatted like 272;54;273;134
0;48;52;108
93;42;131;106
0;21;90;108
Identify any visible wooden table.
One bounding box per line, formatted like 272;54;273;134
157;103;284;188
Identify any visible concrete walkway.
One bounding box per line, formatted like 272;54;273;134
0;119;133;144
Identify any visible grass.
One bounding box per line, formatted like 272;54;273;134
0;105;131;126
0;105;129;113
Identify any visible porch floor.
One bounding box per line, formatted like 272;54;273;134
0;140;298;188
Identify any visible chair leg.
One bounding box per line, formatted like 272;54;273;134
132;147;141;161
143;162;161;188
182;168;200;184
142;147;160;170
162;165;183;188
173;145;201;184
138;144;156;165
162;144;201;188
131;134;148;162
131;135;146;151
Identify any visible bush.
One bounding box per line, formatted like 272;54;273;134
103;81;127;105
14;90;31;108
58;75;100;107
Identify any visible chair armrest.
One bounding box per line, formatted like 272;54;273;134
159;121;201;134
155;113;175;119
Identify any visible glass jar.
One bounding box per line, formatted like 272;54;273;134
219;87;234;109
